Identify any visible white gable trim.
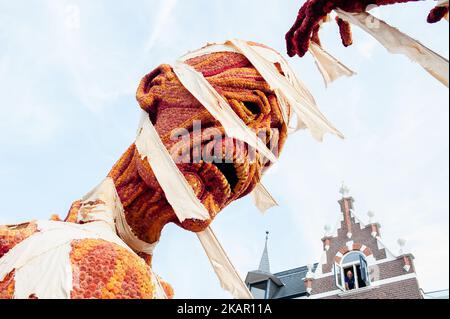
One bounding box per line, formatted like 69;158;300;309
350;209;366;229
350;210;401;260
375;236;398;259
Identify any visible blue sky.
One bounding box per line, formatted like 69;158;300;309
0;0;448;298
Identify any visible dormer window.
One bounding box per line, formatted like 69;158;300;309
335;251;370;292
250;280;268;299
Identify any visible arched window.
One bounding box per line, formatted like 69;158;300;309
335;251;370;291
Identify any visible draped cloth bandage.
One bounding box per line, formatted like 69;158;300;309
172;62;278;164
251;183;279;213
335;9;449;88
135;111;212;223
308;9;448;88
228;39;343;141
309;9;449;88
197;228;254;299
309;42;357;87
286;1;449;87
78;178;159;255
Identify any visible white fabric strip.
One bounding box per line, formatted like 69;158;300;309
13;241;72;299
309;42;356;87
251;183;279;213
250;44;323;133
230;39;344;141
151;272;169;299
77;180;116;228
172;62;278;164
197;227;253;299
336;10;449;88
78;178;159;255
135;110;211;222
180;43;239;61
0;221;133;299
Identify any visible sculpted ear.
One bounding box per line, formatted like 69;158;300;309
136;64;175;115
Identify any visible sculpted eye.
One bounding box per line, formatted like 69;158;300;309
243;101;261;115
142;67;164;94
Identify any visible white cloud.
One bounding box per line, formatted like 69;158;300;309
64;4;81;31
357;39;378;59
1;104;62;143
144;0;178;52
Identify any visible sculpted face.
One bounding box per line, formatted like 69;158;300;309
109;49;289;242
3;49;292;299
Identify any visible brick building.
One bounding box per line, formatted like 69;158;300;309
245;185;429;299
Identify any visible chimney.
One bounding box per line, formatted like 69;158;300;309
367;211;381;237
338;183;354;239
321;224;333;251
304;264;314;295
397;238;415;272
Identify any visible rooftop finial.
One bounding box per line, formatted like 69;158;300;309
265;231;269;241
339;182;350;198
397;238;407;255
368;211;376;223
324;224;332;236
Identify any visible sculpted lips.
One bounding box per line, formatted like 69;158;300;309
205;137;252;202
171;133;258;232
170;130;255;212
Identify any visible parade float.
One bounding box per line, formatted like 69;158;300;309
0;40;343;299
0;0;448;299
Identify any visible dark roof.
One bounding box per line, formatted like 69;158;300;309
245;271;284;287
246;264;319;299
272;264;318;299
